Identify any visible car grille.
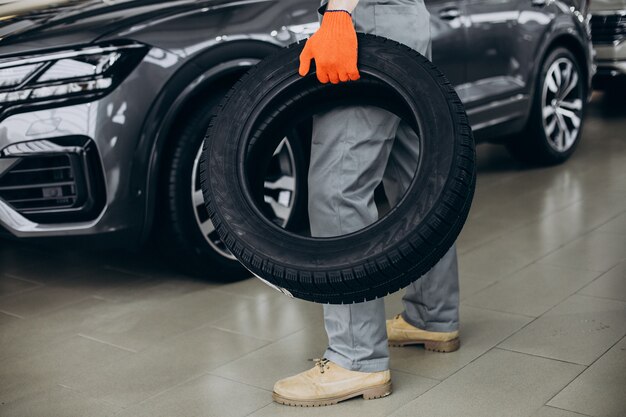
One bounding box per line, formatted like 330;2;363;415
0;154;79;211
0;137;105;223
591;13;626;45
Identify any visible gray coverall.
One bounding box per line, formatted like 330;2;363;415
309;0;460;373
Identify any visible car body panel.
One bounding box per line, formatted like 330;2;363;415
427;0;467;86
0;46;183;241
451;0;592;140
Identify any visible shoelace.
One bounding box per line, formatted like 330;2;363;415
309;358;330;374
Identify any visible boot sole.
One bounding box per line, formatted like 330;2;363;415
389;337;460;353
272;381;392;407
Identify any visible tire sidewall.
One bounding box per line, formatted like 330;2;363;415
163;99;247;275
209;48;456;267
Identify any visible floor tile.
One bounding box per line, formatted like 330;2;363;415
0;385;120;417
92;274;211;304
578;261;626;302
460;193;626;277
548;337;626;417
210;326;330;391
209;296;322;341
463;264;601;317
470;171;590;228
0;274;41;297
61;326;269;407
98;250;191;281
458;244;532;281
456;216;513;254
389;349;584;417
0;297;113;361
597;212;626;235
538;232;626;273
499;294;626;365
80;287;256;351
249;370;438;417
59;267;156;299
0;335;131;405
215;277;284;301
458;273;499;301
0;248;86;283
0;285;90;318
389;306;532;380
471;193;626;269
530;406;590;417
115;374;272;417
0;311;20;327
548;192;624;234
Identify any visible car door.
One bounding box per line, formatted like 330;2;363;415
425;0;468;87
461;0;526;106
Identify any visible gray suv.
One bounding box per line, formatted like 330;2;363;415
0;0;593;279
590;0;626;88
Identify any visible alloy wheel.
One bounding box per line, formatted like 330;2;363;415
191;138;297;259
542;57;584;153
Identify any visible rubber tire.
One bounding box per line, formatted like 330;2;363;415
201;34;476;304
159;96;250;281
506;47;587;166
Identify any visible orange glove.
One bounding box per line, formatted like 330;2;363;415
299;10;360;84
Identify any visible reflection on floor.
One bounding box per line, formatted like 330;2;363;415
1;91;625;417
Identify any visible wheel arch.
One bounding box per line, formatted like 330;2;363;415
133;40;283;244
529;31;591;107
547;34;590;86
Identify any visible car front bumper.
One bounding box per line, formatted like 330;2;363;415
0;55;164;243
0;103;141;241
594;40;626;73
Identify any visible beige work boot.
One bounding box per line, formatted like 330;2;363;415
272;358;392;407
386;314;460;352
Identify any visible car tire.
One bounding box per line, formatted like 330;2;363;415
158;95;252;280
158;94;307;280
507;47;587;165
201;34;476;304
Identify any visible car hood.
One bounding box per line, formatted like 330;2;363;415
590;0;626;12
0;0;234;56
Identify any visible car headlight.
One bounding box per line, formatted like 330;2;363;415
0;43;147;107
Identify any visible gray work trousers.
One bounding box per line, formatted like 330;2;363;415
309;0;460;373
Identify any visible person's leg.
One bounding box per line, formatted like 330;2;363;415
322;302;389;372
274;0;439;406
381;122;461;334
309;105;400;372
369;0;460;339
401;246;460;332
312;0;459;371
308;106;399;237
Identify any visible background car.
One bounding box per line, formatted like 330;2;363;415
589;0;626;89
0;0;593;280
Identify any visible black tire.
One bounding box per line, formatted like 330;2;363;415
507;47;587;165
201;34;476;303
159;96;251;280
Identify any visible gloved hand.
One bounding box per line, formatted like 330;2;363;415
299;10;360;84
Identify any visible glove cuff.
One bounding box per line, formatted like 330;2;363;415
320;9;354;33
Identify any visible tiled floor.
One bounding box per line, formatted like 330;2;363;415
1;92;625;417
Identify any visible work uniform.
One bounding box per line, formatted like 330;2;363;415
309;0;460;373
